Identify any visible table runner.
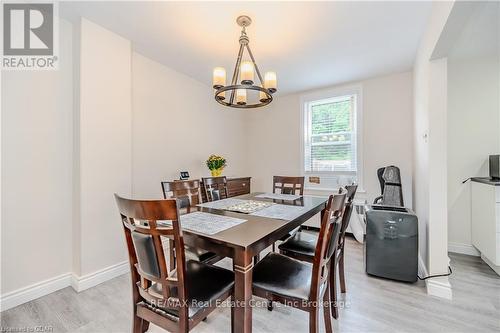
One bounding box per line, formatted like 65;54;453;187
197;198;247;210
197;198;274;214
250;204;311;221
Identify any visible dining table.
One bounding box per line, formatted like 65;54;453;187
181;192;328;333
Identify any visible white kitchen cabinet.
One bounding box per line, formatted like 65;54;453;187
471;178;500;275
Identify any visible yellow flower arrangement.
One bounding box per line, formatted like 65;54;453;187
206;154;227;177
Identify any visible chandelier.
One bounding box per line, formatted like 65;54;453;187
212;16;277;109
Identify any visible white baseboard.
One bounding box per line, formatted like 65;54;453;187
448;242;480;256
426;277;453;300
418;253;453;300
71;260;129;292
0;273;72;312
1;261;130;312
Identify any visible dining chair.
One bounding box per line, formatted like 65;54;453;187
161;180;202;214
273;175;305;195
278;184;358;318
114;194;234;333
270;176;305;252
201;176;229;202
161;180;223;269
252;189;346;333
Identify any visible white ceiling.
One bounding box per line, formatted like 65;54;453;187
61;1;432;95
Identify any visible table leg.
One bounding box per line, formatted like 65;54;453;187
232;250;253;333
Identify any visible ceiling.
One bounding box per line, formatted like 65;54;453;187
61;1;432;95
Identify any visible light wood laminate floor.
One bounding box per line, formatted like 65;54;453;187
1;238;499;332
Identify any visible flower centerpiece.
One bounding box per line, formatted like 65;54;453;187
206;154;227;177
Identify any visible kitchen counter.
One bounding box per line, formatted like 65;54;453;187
471;177;500;186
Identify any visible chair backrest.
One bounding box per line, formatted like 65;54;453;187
339;184;358;241
345;184;358;203
202;176;228;202
309;189;346;300
272;176;304;195
114;194;189;321
380;166;404;206
377;167;385;194
161;180;201;213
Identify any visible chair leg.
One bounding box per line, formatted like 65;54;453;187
133;315;143;333
141;320;150;333
230;295;235;333
272;242;276;252
267;300;273;311
323;284;333;333
330;261;339;319
339;248;346;293
309;307;319;333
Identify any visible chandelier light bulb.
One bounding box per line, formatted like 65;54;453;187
213;67;226;89
259;85;269;103
264;71;277;93
216;90;226;101
240;61;254;85
236;89;247;105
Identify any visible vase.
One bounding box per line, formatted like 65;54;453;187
210;168;222;177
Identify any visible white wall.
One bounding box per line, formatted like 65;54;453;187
447;2;500;254
75;18;132;277
0;16;249;309
1;5;465;307
131;53;247;198
1;20;73;294
412;1;454;298
245;71;414;204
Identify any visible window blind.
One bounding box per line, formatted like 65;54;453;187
304;94;357;173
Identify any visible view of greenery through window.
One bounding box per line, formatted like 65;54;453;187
311;99;352;161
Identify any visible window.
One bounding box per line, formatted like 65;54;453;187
301;87;362;190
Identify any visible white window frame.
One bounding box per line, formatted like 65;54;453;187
300;85;364;191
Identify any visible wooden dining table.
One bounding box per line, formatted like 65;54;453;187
181;192;328;333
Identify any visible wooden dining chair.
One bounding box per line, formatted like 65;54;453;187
277;184;358;318
252;189;346;333
161;180;202;214
201;176;229;202
161;180;223;269
273;176;305;195
270;176;305;252
114;194;234;333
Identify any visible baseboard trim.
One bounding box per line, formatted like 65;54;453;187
448;242;480;256
418;253;452;300
426;277;453;300
71;261;129;292
0;261;131;312
0;273;72;312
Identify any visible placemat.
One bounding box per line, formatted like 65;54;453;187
255;193;302;201
250;204;310;221
170;212;248;235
